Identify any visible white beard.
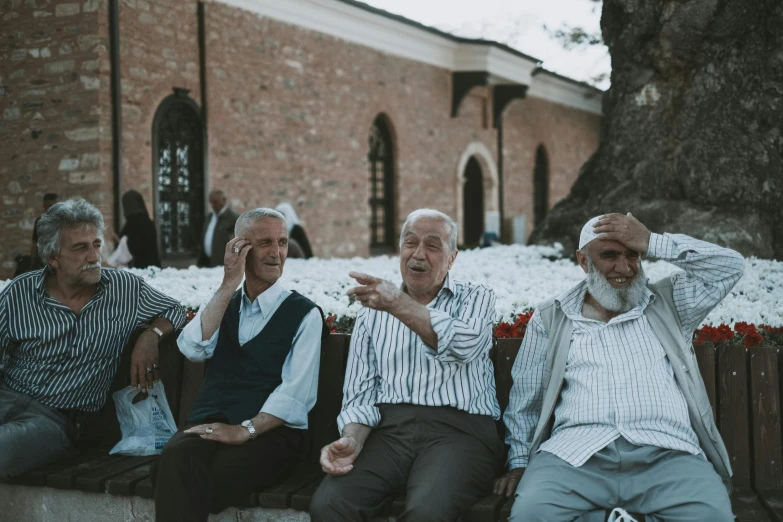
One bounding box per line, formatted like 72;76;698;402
585;258;647;313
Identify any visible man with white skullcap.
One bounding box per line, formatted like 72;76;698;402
496;212;743;522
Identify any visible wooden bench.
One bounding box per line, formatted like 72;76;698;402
7;335;783;521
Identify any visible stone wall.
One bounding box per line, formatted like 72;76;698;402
0;483;311;522
118;0;201;212
0;0;113;276
503;96;602;241
203;1;496;257
0;0;601;278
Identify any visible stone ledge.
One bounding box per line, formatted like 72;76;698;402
0;484;311;522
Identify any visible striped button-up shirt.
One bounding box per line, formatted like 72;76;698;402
337;274;500;432
505;233;745;469
0;268;186;412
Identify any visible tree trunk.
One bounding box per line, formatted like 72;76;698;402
530;0;783;259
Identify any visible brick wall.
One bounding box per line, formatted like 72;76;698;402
118;0;201;214
503;96;602;241
0;0;600;278
203;1;497;258
0;0;113;277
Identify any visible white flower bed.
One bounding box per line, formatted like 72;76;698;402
3;244;782;327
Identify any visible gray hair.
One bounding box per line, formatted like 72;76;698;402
37;198;106;261
400;208;458;252
235;208;286;236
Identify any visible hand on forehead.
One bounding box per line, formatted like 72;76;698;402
581;212;650;255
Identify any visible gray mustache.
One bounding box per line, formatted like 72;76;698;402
81;263;101;271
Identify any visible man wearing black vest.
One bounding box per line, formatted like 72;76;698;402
153;208;327;522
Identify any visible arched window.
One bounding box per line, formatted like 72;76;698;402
368;116;395;254
152;88;205;259
533;144;549;226
462;157;484;245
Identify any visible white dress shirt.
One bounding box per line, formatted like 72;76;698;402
337;274;500;432
504;233;745;469
203;206;227;255
177;280;323;429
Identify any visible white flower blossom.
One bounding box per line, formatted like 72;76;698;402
3;245;780;327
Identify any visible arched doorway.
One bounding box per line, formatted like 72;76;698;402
455;142;498;245
462;157;484;245
368;115;396;254
152;88;205;259
533;144;549;226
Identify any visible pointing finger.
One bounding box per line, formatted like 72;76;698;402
349;286;373;296
349;272;379;285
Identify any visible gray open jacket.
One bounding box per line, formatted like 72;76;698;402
530;277;733;493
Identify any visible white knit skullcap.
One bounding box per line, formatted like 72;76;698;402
578;215;603;250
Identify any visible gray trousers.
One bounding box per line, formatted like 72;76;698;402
510;437;734;522
0;383;73;480
311;404;502;522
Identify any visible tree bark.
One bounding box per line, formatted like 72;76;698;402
530;0;783;259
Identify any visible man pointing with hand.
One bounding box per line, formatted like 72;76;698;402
311;209;502;522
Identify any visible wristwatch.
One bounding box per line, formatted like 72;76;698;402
145;325;164;338
241;419;257;439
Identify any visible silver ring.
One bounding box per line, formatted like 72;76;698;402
205;427;213;434
146;367;153;373
152;363;159;370
232;247;240;253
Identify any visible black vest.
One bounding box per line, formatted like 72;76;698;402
187;289;318;425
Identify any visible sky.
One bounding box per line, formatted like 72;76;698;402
361;0;611;88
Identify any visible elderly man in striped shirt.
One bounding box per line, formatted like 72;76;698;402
497;213;743;522
311;209;502;522
0;198;185;480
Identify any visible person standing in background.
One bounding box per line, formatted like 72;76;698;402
120;190;161;269
276;203;313;259
30;193;59;270
199;190;238;267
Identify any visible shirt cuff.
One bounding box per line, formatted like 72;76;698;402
647;232;675;260
261;392;309;429
337;406;380;433
421;309;453;357
177;312;219;358
158;304;187;330
507;456;528;470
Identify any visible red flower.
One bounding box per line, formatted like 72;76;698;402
694;325;734;344
734;322;756;337
760;324;783;336
744;330;764;347
494;322;521;339
514;312;533;330
731;322;765;347
325;315;337;334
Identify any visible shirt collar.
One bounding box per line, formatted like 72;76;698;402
400;272;455;301
441;272;456;295
36;267;48;295
555;278;655;321
36;266;110;296
241;279;284;318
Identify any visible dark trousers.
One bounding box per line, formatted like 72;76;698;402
152;417;302;522
0;384;73;480
311;404;503;522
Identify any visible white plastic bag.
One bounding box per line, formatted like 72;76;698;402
109;381;178;456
